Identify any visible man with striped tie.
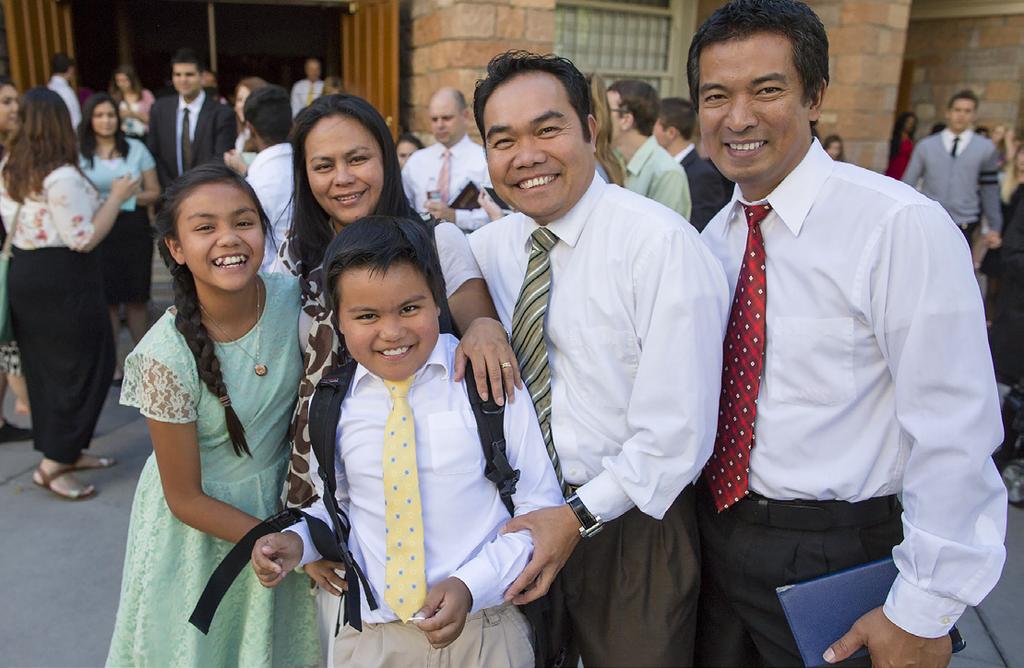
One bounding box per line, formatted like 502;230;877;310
468;51;730;666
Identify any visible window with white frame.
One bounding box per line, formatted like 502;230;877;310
555;0;693;96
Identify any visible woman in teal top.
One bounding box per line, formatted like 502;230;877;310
106;165;319;667
79;93;161;382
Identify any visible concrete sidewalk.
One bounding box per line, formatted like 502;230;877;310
1;388;1021;667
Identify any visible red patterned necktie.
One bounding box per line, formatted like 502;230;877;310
705;203;771;512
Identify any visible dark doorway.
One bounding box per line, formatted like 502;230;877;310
71;0;341;102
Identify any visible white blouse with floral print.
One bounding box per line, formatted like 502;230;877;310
0;164;100;251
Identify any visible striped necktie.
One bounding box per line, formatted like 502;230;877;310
511;226;566;495
382;377;427;621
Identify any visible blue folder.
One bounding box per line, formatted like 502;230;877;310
776;557;964;667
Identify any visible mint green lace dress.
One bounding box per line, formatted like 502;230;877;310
106;273;320;668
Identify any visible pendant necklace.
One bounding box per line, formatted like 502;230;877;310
201;279;268;377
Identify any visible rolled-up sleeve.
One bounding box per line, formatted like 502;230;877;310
577;226;729;521
868;202;1007;638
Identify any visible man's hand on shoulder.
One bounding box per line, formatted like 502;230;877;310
500;504;581;605
825;606;952;668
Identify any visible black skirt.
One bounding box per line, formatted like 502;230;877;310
10;246;115;464
97;207;154;305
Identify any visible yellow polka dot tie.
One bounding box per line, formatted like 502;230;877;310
383;377;427;620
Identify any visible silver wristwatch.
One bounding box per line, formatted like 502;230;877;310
566;492;604;538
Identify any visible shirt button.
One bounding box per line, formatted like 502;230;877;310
569;468;580;479
940;616;953;625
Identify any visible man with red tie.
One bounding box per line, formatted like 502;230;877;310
692;2;1007;667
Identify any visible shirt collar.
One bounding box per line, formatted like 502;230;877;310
178;90;206;114
673;144;696;163
942;127;973;143
351;333;453;393
248;142;292;171
718;138;833;238
48;75;69;89
517;171;605;251
436;133;471;158
625;135;660;176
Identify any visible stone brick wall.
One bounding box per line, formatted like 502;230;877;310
903;14;1024;138
403;0;555;138
809;0;912;171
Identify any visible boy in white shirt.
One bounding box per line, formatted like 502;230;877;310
252;215;563;666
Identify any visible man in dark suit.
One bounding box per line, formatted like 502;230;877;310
654;97;729;231
147;48;236;188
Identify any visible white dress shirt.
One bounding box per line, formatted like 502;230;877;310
402;134;491;233
47;75;81;130
700;139;1006;638
246;142;294;273
287;334;564;623
290;79;324;117
940;127;974;156
673;144;697;164
175;90;206;176
470;175;730;523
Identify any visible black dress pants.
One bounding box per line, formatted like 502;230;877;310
549;485;700;667
695;487;903;668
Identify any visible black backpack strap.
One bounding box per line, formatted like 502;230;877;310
463;362;571;668
308;358;379;631
464;360;519;516
189;508;306;634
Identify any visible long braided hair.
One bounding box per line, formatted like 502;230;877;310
154;163;271;457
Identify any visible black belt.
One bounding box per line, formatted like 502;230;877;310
731;492;899;531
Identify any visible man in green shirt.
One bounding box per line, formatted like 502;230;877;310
607;79;691;219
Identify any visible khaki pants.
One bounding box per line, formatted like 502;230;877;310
332;603;533;668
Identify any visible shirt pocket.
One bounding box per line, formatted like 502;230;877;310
766;316;855;406
425;410;485;475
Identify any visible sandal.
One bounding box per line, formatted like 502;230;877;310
32;466;97;501
72;452;117;471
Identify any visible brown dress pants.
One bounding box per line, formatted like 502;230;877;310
549;485;700;667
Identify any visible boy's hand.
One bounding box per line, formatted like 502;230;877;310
413;577;473;649
305;559;348;597
252;532;303;588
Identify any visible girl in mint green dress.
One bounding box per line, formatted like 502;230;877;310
106;164;319;667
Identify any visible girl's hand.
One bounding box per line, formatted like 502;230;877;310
453;317;522;405
305;559;349;597
252;532;304;587
109;174;140;204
